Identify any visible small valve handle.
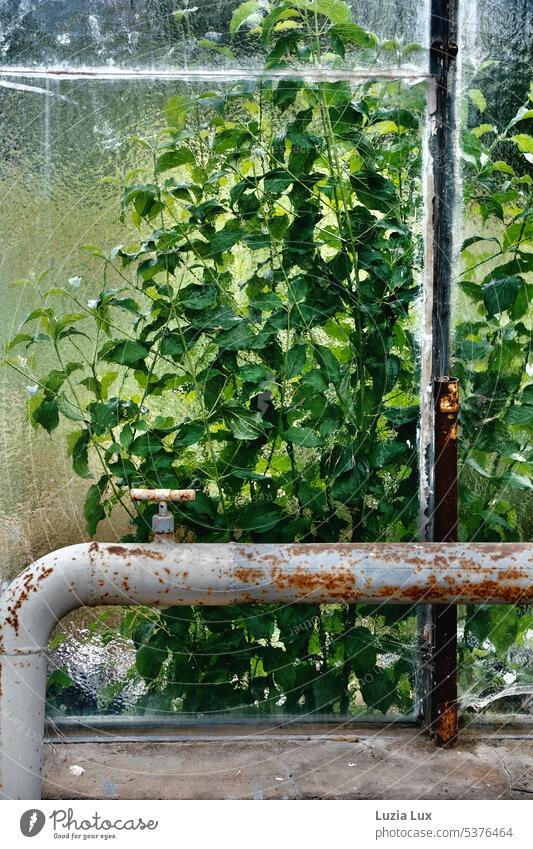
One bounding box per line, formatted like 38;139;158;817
130;488;196;503
130;489;196;535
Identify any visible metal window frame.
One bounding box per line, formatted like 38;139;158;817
420;0;461;746
3;0;526;799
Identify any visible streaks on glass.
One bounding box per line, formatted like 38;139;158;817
455;0;533;719
0;0;429;70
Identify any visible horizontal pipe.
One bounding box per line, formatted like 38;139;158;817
130;488;195;502
1;539;533;799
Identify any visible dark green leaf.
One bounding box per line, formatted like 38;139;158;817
155;148;195;173
84;475;108;537
224;406;269;440
283;426;323;447
482;275;523;317
284;344;307;379
314;344;341;385
100;339;150;368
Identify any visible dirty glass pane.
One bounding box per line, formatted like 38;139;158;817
455;0;533;719
458;605;533;721
1;71;426;719
0;79;166;581
0;0;430;71
47;605;419;719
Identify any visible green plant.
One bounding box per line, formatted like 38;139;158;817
4;1;428;716
455;82;533;710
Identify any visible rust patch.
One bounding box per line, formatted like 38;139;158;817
435;701;458;747
106;544;165;561
233;567;265;584
435;376;459;414
4;566;55;635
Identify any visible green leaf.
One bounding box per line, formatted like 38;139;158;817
359;667;398;713
303;0;352;25
230;0;259;33
84;475;108;537
237;364;271;383
178;284;217;310
283;426;323;447
482;275;522;316
67;429;91;478
263;169;294;193
239;502;283;532
461;235;501;252
284;344;307;379
328;23;377;49
501;470;533;491
301;368;328;392
155;148;195;173
99;339;150;368
136;632;168;682
160;606;193;638
331;464;366;504
369;441;407;468
46;668;73;696
4;332;34;352
29;393;59;433
458;280;483;302
174;421;205;447
468;89;487;112
467;607;520;655
345;627;377;672
89;398;123;435
129;433;165;458
165;95;197;130
260;5;299;47
487;607;520;654
209;222;244;255
509;106;533;127
57;394;83;422
511;134;533;154
504;405;533;426
350;171;396;213
314;344;340;385
224;406;269;440
19;307;54;329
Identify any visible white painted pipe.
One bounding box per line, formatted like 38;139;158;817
1;539;532;799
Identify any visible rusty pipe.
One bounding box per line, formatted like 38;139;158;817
2;539;533;799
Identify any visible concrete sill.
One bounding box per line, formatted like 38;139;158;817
43;724;533;800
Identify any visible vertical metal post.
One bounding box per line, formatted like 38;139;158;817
419;0;460;744
431;377;459;745
429;0;460;380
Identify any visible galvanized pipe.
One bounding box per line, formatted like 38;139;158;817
1;538;533;799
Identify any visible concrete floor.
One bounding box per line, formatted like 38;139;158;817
42;723;533;800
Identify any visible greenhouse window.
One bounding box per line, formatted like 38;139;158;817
0;0;532;801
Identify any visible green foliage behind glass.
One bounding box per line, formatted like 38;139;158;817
6;2;426;717
456;81;533;715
